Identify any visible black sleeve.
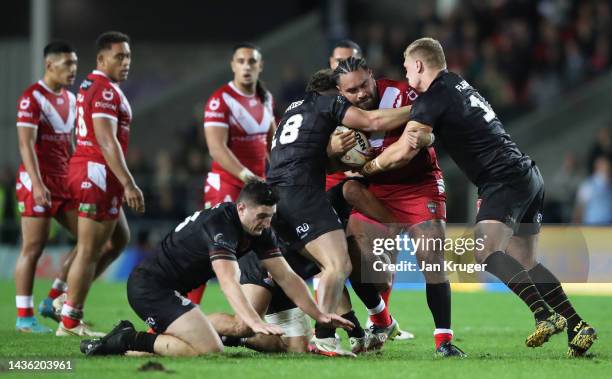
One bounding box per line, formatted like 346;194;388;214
409;82;449;128
252;229;283;260
318;94;351;124
205;220;238;262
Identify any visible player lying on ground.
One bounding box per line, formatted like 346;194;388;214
362;37;596;357
209;176;403;355
332;57;464;357
80;181;353;357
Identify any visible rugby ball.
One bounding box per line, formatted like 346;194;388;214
335;126;372;167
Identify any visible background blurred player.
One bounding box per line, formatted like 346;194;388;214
58;31;144;336
14;41;78;333
366;37;596;356
80;181;352;357
188;42;276;305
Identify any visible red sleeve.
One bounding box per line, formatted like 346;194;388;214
90;84;120;122
203;89;230;128
16;91;41;128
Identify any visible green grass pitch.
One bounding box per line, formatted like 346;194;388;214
0;279;610;378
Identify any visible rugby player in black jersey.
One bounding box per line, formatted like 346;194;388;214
362;37;596;357
266;69;416;354
80;181;353;357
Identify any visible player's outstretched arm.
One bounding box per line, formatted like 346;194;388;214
361;120;434;176
93;117;144;213
262;256;355;331
212;258;284;336
17;126;51;207
342;105;412;132
205;126;262;183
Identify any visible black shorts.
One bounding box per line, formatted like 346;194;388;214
239;248;320;314
325;177;369;226
272;185;343;249
476;164;544;235
127;267;196;333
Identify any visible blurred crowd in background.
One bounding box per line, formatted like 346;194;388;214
1;0;612;246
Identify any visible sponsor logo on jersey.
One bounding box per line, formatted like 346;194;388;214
81;181;92;189
18;111;33;118
209;97;220;110
19;97;31;110
285;100;303;112
56;98;64;105
16;183;22;191
102;89;114;101
80;80;92;90
79;203;97;215
109;207;118;215
94;101;117;111
296;223;310;237
33;205;46;213
205;111;225;119
145;317;156;328
407;89;418;101
214;233;234;251
249;99;258;107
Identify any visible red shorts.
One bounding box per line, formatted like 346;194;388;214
68;159;124;221
351;179;447;226
16;169;73;217
202;172;242;209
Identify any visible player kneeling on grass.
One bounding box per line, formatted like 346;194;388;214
80;181;353;357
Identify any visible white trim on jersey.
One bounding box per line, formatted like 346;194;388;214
31;90;75;134
92;70;111;79
92;113;118;122
204;121;230;128
37;80;62;95
222;93;273;135
16;122;38;128
228;81;255;98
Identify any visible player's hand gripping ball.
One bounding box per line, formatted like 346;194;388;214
335;126;372;167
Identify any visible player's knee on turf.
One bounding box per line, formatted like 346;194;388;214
285;336;310;353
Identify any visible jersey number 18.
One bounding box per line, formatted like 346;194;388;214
271;114;303;149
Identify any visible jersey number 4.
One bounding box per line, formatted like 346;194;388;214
271;114;303;149
469;94;496;122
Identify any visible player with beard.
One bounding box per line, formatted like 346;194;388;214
333;57;463;356
266;69;413;355
364;37;596;356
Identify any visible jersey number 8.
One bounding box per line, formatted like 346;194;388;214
272;114;303;149
77;106;87;137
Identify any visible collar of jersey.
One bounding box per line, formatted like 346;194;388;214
92;70;115;83
37;80;63;96
228;81;255;98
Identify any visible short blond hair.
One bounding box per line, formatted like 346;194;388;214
404;37;447;70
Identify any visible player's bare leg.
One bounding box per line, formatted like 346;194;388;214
94;210;130;278
506;234;596;357
210;284;270;337
410;220;463;356
81;308;222;357
300;230;354;356
15;217;53;333
57;216;118;336
474;221;566;347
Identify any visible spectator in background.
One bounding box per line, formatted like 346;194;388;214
574;155;612;225
546;152;584;222
587;127;612;173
